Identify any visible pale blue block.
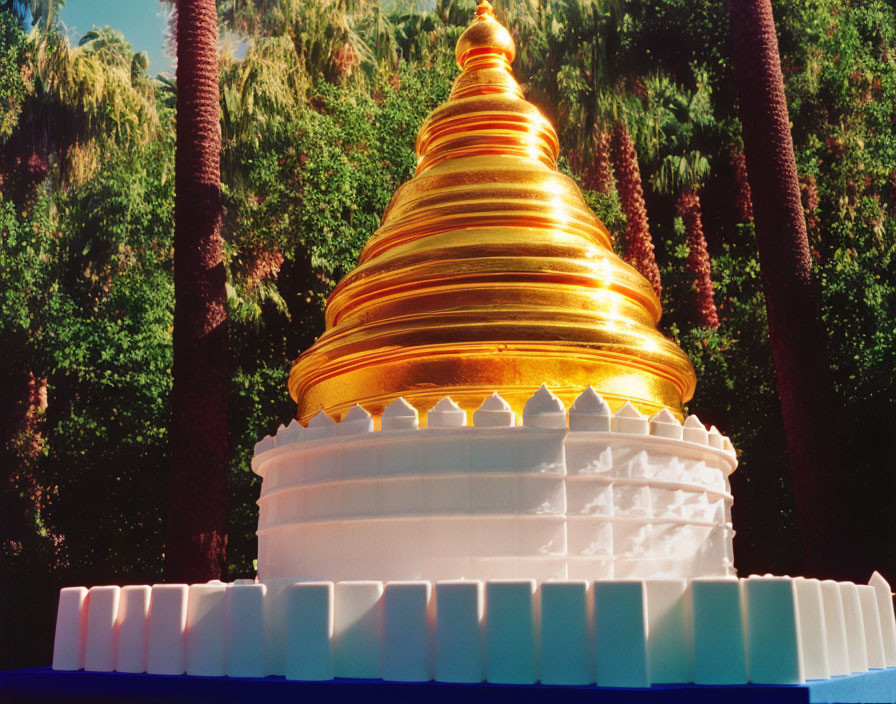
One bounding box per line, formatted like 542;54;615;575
226;584;266;678
745;577;804;684
383;582;433;682
334;581;384;679
185;584;227;677
540;581;594;685
146;584;188;675
262;579;292;676
435;581;484;683
840;582;869;674
284;582;333;681
594;580;649;688
691;578;746;684
645;579;691;684
485;580;538;684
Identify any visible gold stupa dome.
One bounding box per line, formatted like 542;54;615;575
289;0;697;425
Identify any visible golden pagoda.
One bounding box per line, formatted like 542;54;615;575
289;0;696;425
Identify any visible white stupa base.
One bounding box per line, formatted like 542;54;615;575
51;574;896;687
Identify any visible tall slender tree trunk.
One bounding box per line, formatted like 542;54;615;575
166;0;229;582
677;188;719;328
728;0;860;579
611;123;662;297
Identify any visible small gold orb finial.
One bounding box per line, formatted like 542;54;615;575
455;0;515;67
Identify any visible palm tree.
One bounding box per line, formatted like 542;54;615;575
728;0;858;579
653;152;719;328
165;0;229;583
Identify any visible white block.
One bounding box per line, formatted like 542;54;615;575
820;580;850;677
645;579;691;684
540;581;593;685
435;581;484;683
793;578;830;680
594;580;649;688
284;582;334;681
840;581;869;673
226;583;266;677
334;581;384;679
744;577;804;684
52;587;88;671
115;585;150;673
869;571;896;667
262;578;291;676
691;578;747;684
185;583;227;677
383;581;433;682
485;580;538;684
84;586;120;672
858;585;886;669
146;584;188;675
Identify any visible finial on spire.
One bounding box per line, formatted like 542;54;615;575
476;0;496;18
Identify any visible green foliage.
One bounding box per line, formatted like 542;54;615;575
0;10;25;139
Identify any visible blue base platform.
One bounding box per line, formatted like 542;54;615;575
2;667;895;704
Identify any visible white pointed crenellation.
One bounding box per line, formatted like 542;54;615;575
427;397;467;428
338;404;374;436
276;419;304;446
473;392;515;427
723;436;736;456
522;384;567;430
568;386;611;432
707;425;725;450
305;410;336;441
612;401;649;435
381;397;419;431
682;415;710;445
649;408;683;441
253;435;275;456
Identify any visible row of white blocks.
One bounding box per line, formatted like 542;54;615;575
54;573;896;686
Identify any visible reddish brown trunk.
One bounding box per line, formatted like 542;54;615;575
584;127;615;194
729;0;859;579
166;0;229;582
730;147;754;223
677;188;719;328
611;124;662;297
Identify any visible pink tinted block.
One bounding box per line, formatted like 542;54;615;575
115;585;150;673
334;582;384;679
84;586;120;672
226;583;267;678
52;587;88;671
146;584;188;675
185;583;227;677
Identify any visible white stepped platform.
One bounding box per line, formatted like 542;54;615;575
51;574;896;687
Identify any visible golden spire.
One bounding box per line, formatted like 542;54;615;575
288;2;696;425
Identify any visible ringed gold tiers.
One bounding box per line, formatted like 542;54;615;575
288;0;696;426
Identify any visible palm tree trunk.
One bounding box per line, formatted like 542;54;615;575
166;0;229;583
677;188;719;328
585;126;615;194
728;0;860;579
611;123;662;297
729;147;754;223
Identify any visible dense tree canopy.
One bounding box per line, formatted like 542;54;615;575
1;0;894;666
